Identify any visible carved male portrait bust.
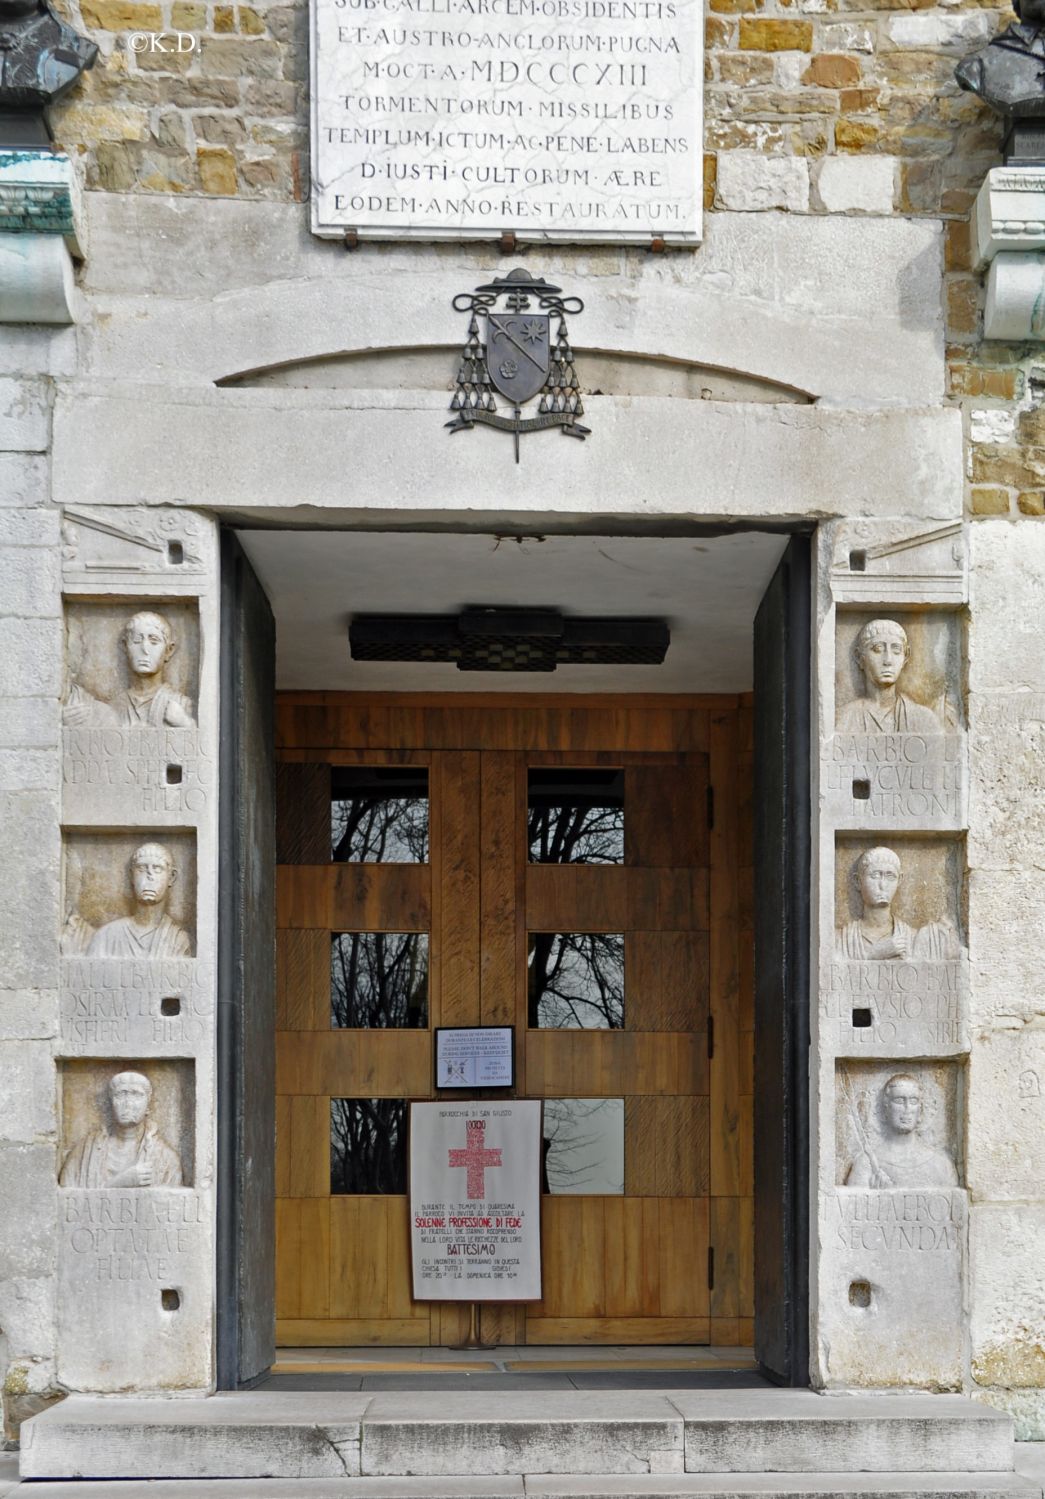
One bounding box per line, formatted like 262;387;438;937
59;1070;183;1189
0;0;97;126
955;0;1045;131
86;842;192;959
835;846;959;961
838;619;943;735
119;611;196;728
845;1073;958;1189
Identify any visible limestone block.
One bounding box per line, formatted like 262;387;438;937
967;1030;1045;1202
0;617;62;698
0;543;60;616
0;695;58;749
61;506;211;586
818;1188;966;1389
0;989;58;1040
0;1275;56;1358
0;452;48;506
968;869;1045;1030
0;1144;58;1276
0;324;76;380
0;375;50;451
0;792;60;990
709;154;809;214
970;524;1045;695
0;505;59;545
968;696;1045;871
817;157;896;216
359;1392;684;1475
970;1205;1045;1389
976;1387;1045;1441
57;1189;212;1393
888;11;992;48
984;254;1045;342
0;1040;58;1145
826;520;967;608
61;830;197;962
0;748;58;792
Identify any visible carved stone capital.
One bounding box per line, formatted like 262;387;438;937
0;149;82;323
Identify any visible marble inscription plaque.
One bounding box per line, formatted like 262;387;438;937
824;733;963;827
63;726;212;818
824;958;964;1054
310;0;703;242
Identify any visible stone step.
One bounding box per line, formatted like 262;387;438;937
20;1392;1016;1483
7;1472;1043;1499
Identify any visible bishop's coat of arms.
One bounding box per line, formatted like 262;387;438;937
447;268;589;461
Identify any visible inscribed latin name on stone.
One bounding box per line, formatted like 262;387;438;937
824;734;963;825
410;1100;542;1300
309;0;703;242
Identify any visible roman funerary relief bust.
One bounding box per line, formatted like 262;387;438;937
835;847;959;961
838;619;943;735
62;610;195;729
59;1071;182;1188
86;843;192;959
845;1073;958;1189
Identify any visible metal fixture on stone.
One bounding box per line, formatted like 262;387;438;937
447;268;590;462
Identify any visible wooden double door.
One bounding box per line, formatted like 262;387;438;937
274;693;753;1347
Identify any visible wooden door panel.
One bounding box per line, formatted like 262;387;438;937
276;1030;430;1097
625;931;710;1032
278;865;430;931
526;1032;708;1098
624;1097;710;1197
432;752;481;1026
276;929;329;1031
275;696;749;1350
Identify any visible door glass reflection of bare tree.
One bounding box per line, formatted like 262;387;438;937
331;767;429;863
528;932;624;1028
330;932;429;1028
527;769;624;864
543;1098;625;1194
330;1098;408;1193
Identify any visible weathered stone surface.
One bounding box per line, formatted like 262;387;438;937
0;792;60;990
360;1393;684;1476
0;1144;58;1277
717;153;810;211
0;989;58;1040
0;545;60;618
818;157;896;214
970;1206;1045;1391
0;618;62;698
0;453;48;507
0;1040;58;1144
0;378;50;453
969;524;1045;695
967;1030;1045;1202
21;1394;371;1478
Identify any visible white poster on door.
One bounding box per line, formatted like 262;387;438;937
410;1100;542;1302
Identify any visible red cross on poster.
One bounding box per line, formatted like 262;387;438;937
409;1101;542;1302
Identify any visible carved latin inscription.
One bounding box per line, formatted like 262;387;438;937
828;1188;964;1253
61;958;210;1049
62;1190;204;1282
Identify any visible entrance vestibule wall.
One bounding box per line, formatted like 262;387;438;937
12;185;1043;1433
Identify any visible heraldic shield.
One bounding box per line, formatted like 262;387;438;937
487;312;551;404
447;268;589;461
